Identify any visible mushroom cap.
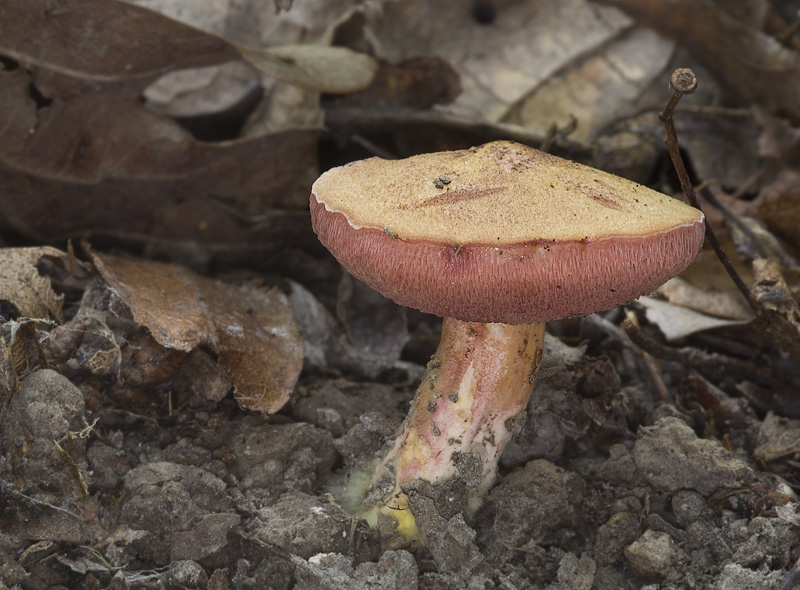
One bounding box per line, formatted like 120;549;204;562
311;141;705;324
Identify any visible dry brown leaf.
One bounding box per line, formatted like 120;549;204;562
754;411;800;463
92;252;302;414
143;61;261;119
0;0;320;252
597;0;800;123
198;279;303;414
658;277;753;321
238;44;378;94
1;0;238;80
0;247;66;322
131;0;366;134
0;34;314;185
635;297;750;341
672;109;763;192
0;247;71;409
757;171;800;250
129;0;358;46
89;252;217;352
332;56;462;111
506;27;673;143
363;0;633;122
0;133;318;250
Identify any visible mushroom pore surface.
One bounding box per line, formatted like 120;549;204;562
311;141;705;325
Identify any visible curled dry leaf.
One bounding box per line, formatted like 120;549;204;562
89;253;217;352
238;44;378;94
92;252;303;414
143;61;262;119
0;246;71;412
0;247;67;322
658;277;753;321
636;297;750;341
754;411;800;463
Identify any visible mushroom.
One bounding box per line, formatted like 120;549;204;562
310;140;705;539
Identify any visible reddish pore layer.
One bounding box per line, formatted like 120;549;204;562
311;195;705;324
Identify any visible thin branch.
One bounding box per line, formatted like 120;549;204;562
659;68;760;314
621;318;790;388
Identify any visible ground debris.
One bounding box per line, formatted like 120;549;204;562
633;417;754;495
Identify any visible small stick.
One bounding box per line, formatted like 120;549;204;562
624;309;670;401
621;317;787;387
659;68;760;314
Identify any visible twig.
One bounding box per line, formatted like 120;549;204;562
539;115;577;154
726;163;766;202
659;68;760;314
621;318;789;388
624;309;670;401
699;186;769;259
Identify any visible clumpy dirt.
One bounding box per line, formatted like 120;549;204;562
1;273;799;590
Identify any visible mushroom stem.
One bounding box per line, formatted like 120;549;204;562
364;318;545;538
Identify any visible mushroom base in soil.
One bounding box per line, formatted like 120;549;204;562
357;319;545;537
310;141;705;541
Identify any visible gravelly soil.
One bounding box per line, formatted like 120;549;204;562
1;280;798;590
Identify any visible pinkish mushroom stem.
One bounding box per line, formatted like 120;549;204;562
362;318;545;537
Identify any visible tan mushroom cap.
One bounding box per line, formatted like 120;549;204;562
311;141;705;324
